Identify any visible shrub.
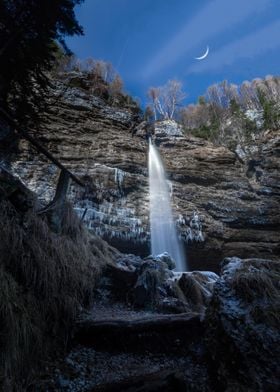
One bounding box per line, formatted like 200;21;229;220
230;259;280;303
0;0;84;125
0;199;113;389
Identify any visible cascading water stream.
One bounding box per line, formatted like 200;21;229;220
148;140;187;271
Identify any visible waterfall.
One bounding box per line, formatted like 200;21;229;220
148;140;187;271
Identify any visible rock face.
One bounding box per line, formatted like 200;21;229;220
205;257;280;391
154;119;183;137
3;72;280;272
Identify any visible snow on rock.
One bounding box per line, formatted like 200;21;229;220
154;120;183;137
244;109;264;129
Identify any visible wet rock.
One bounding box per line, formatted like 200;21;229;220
152;252;176;270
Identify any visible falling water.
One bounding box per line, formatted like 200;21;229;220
149;140;187;271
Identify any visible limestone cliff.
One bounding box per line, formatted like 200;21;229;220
3;72;280;271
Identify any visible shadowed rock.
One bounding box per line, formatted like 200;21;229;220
3;71;279;271
205;257;280;391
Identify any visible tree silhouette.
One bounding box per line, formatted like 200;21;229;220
0;0;84;124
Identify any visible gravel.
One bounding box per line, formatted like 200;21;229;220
35;346;210;391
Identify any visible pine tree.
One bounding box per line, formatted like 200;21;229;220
0;0;84;124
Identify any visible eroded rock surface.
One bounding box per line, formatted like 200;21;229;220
3;72;279;271
205;257;280;391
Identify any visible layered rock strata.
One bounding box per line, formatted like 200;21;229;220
3;72;279;271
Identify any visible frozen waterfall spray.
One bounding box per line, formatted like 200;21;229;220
148;140;187;271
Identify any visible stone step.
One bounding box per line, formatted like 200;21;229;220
91;369;186;392
75;312;204;354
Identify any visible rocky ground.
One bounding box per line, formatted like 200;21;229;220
2;71;279;272
35;346;209;392
31;253;280;392
1;70;279;391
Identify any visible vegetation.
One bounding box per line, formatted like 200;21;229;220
231;261;279;302
0;178;114;389
0;0;84;125
258;89;280;130
178;76;280;147
144;75;279;148
230;259;280;329
148;79;186;120
53;54;141;112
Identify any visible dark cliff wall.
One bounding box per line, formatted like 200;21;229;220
3;72;280;272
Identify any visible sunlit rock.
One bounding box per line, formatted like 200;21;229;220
154;119;183;138
3;72;279;272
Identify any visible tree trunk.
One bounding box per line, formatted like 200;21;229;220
38;169;70;232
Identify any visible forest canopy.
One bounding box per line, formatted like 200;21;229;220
0;0;84;122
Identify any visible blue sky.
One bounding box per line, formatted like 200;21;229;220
66;0;280;106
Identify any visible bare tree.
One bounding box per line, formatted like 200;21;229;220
206;81;238;109
144;105;154;122
94;60;115;83
239;81;261;110
148;87;161;120
263;75;280;101
108;75;123;99
164;79;186;119
147;79;186;120
180;102;213;130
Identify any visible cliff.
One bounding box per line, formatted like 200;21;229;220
3;71;280;272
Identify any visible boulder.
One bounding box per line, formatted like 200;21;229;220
152;252;176;270
176;271;219;312
133;258;170;307
205;257;280;391
154;119;183;138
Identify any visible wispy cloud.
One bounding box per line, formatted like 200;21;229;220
187;19;280;74
141;0;272;79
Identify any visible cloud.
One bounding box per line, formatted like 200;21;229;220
141;0;272;79
187;19;280;74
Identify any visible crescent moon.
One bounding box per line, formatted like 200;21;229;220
195;46;209;60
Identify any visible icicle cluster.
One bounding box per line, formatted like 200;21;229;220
176;211;204;243
75;199;147;244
